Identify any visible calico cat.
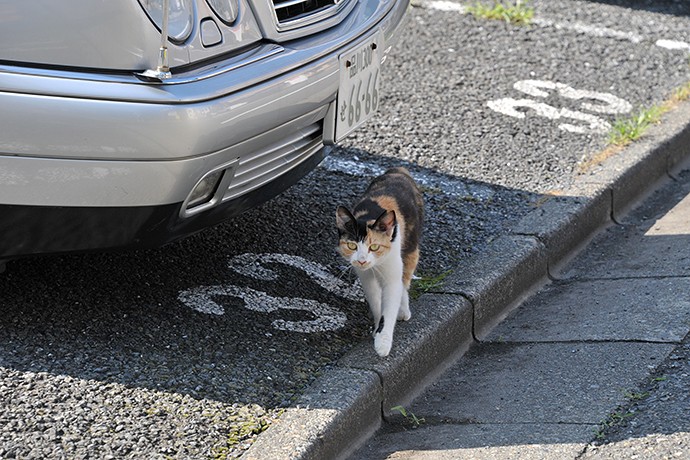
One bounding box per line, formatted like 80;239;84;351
336;167;424;357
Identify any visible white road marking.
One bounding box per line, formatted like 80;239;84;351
486;98;611;134
487;80;631;134
421;1;690;52
656;39;690;51
321;155;386;178
513;80;632;114
178;253;356;333
321;156;497;200
178;283;348;333
532;18;644;44
228;253;362;301
424;0;465;12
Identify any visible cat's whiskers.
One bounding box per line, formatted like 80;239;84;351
371;264;385;280
319;263;356;294
334;264;354;282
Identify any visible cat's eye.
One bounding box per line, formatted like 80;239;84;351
346;242;357;251
369;244;380;252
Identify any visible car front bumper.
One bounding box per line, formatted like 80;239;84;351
0;0;408;259
0;148;327;258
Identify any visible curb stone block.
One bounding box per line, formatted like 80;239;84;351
596;134;670;221
441;235;548;340
664;100;690;176
338;293;473;416
512;183;611;274
242;368;382;460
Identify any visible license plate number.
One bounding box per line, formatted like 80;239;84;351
335;32;383;142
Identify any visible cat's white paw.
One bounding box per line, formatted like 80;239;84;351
397;308;411;321
374;332;393;357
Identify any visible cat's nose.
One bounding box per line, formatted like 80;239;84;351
357;260;367;266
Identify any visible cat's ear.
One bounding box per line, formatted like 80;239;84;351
374;210;396;237
336;206;356;234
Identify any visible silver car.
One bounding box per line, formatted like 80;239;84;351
0;0;407;263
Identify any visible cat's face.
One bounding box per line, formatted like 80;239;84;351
336;206;396;271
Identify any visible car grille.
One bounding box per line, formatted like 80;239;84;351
224;120;323;201
272;0;339;24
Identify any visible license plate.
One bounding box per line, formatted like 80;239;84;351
335;32;383;142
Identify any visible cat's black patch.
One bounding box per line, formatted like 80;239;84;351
354;198;385;223
376;315;385;333
355;219;369;242
356;171;423;253
337;206;367;241
337;217;368;242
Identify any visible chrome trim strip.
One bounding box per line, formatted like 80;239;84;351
237;123;321;173
273;0;314;9
225;138;323;200
0;44;284;87
271;0;355;32
147;45;285;85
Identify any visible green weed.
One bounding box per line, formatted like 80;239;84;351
580;81;690;174
410;270;452;300
608;105;665;146
391;405;426;427
466;0;534;25
672;81;690;103
594;410;634;440
623;390;649;401
607;80;690;147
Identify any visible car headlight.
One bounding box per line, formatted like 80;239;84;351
206;0;239;24
138;0;194;43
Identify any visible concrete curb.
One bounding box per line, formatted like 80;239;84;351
243;99;690;460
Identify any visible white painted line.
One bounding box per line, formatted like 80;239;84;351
321;155;386;178
532;18;644;44
421;1;690;53
424;0;465;12
321;156;497;200
656;39;690;51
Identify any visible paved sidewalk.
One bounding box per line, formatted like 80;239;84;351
352;169;690;459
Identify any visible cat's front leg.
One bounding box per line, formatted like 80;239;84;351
357;268;382;333
374;280;404;357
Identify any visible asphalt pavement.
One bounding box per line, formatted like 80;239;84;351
2;0;690;458
352;157;690;460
